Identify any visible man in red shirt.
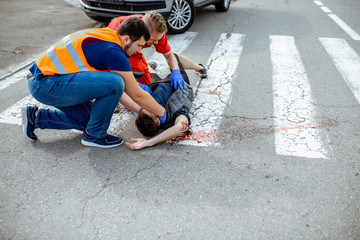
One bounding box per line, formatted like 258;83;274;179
108;11;207;89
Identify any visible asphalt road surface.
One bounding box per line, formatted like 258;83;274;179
1;0;359;239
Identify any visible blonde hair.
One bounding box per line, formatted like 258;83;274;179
144;11;167;33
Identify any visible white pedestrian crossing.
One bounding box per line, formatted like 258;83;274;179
0;95;37;125
320;37;360;104
270;35;332;159
1;32;359;159
179;33;245;146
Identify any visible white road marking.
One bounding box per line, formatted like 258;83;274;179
0;95;40;125
328;14;360;41
270;35;332;159
0;58;33;90
320;6;332;13
180;33;245;146
320;37;360;104
313;0;360;40
0;68;29;91
107;107;134;135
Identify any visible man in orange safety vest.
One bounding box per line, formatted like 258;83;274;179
23;17;167;148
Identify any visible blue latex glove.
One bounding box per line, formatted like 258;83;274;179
159;109;167;125
138;83;152;94
170;69;184;90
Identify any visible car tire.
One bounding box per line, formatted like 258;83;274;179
215;0;231;12
167;0;195;34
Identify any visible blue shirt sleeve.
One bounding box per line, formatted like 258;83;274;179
82;38;132;72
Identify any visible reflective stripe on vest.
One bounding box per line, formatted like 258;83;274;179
63;35;88;72
47;45;67;74
36;28;122;75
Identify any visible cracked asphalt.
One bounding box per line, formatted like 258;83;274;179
1;0;360;239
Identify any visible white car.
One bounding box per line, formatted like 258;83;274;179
79;0;231;34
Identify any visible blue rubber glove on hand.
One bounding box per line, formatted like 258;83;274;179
138;83;152;94
159;109;167;125
170;69;184;90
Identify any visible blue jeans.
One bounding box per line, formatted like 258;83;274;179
28;71;124;138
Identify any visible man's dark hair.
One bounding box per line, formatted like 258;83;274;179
135;111;160;137
117;16;150;42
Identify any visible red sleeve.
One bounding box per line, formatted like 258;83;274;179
108;18;122;30
154;34;171;54
108;15;143;30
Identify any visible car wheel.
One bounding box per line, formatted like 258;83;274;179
167;0;195;34
215;0;231;12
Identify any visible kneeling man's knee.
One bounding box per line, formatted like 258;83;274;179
110;74;125;94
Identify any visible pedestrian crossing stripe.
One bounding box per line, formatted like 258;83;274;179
270;35;332;159
1;33;360;159
178;33;245;146
320;38;360;104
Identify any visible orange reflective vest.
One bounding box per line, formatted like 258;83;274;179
36;28;122;76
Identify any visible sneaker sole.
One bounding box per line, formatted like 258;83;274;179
22;107;36;142
199;74;207;79
81;139;123;148
195;71;207;79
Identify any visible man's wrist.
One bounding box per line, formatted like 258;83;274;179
159;109;167;125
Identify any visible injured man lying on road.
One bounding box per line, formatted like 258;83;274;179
119;55;195;150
